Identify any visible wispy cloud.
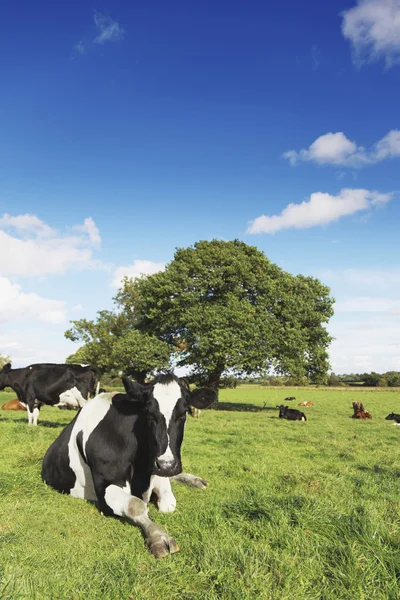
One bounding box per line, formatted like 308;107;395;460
247;188;393;234
93;11;125;45
341;0;400;68
283;130;400;167
311;45;321;69
73;40;86;56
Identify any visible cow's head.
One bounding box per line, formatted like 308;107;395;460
122;373;216;477
386;413;395;420
0;363;12;391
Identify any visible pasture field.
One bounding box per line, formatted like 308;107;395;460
1;387;400;600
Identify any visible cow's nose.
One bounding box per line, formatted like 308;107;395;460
156;457;175;470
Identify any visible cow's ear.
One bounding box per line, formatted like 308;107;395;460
189;387;217;409
122;377;145;402
1;363;12;373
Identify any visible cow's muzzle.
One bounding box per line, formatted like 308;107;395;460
153;458;181;477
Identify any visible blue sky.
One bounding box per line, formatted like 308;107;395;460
1;0;399;374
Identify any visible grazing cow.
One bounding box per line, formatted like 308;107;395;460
385;413;400;425
352;401;372;420
1;398;27;411
284;396;296;401
41;373;216;558
0;363;100;426
277;404;307;421
298;401;314;407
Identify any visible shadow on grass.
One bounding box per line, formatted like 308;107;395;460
211;402;276;412
0;417;66;428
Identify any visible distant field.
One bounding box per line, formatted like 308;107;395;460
1;387;400;599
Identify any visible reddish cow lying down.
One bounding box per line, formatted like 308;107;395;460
2;398;27;411
352;401;372;419
42;374;216;558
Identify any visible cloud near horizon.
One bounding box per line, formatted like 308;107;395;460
341;0;400;68
247;188;393;234
112;259;166;288
0;277;66;324
283;130;400;167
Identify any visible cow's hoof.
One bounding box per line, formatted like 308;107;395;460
189;476;208;489
148;536;179;558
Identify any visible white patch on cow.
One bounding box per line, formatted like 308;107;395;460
143;476;176;513
57;386;87;409
153;380;181;458
32;407;40;426
27;407;34;425
104;484;135;517
68;392;116;500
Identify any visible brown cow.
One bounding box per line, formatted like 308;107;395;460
2;398;27;411
352;401;372;419
298;401;314;407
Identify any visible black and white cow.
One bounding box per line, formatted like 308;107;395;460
277;404;307;421
41;373;216;558
0;363;100;425
385;413;400;425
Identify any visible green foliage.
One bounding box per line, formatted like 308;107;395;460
0;354;11;370
65;309;170;382
1;386;400;599
116;239;334;389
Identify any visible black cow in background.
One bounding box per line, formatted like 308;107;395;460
0;363;100;425
277;404;307;421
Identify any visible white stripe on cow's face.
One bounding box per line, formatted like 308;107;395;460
152;381;181;428
152;381;181;461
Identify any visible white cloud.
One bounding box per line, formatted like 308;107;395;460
247;188;393;234
0;213;55;237
319;267;400;291
335;296;400;313
112;260;165;288
283;130;400;167
73;217;101;248
0;277;65;324
341;0;400;68
71;304;83;312
0;214;101;277
93;11;125;44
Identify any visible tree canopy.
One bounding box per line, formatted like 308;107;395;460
115;239;335;388
65;310;170;383
0;354;11;370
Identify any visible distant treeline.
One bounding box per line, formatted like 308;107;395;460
96;371;400;390
233;371;400;388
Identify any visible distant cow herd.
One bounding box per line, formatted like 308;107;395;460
0;361;398;557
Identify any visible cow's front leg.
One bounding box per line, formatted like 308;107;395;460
143;476;177;513
26;396;40;426
103;484;179;558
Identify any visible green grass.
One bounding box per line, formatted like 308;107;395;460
1;387;400;599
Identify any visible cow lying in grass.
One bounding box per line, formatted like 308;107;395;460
352;401;372;419
385;413;400;425
42;373;216;558
284;396;296;401
298;401;314;407
1;398;27;411
277;405;307;421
